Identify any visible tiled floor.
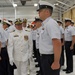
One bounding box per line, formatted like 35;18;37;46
14;56;75;75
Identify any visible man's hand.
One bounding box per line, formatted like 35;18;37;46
52;39;61;70
51;61;60;70
70;45;74;50
0;56;1;61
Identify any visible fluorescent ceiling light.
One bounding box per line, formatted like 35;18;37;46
56;3;59;5
34;3;38;7
54;3;59;6
13;3;17;7
54;4;56;6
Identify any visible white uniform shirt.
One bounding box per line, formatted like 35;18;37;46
59;26;64;39
0;33;1;42
7;29;33;62
0;26;7;47
31;30;37;40
72;26;75;31
7;25;16;33
36;27;42;49
23;27;31;32
64;25;75;41
39;17;61;54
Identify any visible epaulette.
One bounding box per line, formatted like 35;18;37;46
25;30;30;32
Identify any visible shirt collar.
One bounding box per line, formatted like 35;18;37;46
16;29;23;33
42;16;51;26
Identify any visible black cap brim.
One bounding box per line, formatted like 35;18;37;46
37;5;53;11
37;8;42;11
65;20;71;23
37;9;39;11
57;21;62;24
34;18;42;22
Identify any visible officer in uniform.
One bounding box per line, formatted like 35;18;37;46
7;18;33;75
7;20;16;33
22;18;27;29
57;20;64;67
71;21;75;55
0;20;11;75
5;20;17;75
64;18;75;73
71;21;74;26
0;27;4;74
3;20;11;30
8;20;13;25
37;1;61;75
0;38;1;60
0;28;3;74
34;18;42;75
3;20;11;38
31;23;37;58
22;18;35;75
22;19;31;32
0;19;2;54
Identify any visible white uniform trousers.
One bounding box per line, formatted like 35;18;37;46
14;60;28;75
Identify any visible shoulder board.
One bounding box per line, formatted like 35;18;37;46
25;30;30;32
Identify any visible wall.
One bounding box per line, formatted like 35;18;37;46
63;7;75;22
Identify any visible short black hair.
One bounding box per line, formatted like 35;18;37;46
8;20;12;23
34;18;42;22
3;22;10;27
0;20;1;23
57;21;62;24
71;22;74;24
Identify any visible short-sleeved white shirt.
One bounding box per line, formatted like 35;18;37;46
7;25;16;33
59;26;64;39
39;17;61;54
31;30;37;40
64;25;75;41
36;27;42;49
0;26;7;47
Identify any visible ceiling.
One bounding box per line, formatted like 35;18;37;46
0;0;75;12
0;0;75;21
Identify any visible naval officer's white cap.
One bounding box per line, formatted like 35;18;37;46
64;18;72;22
37;1;54;11
0;18;2;23
57;20;63;24
3;20;11;26
71;20;74;24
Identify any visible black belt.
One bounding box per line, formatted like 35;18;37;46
40;54;54;56
61;38;63;43
1;47;6;49
65;41;72;43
